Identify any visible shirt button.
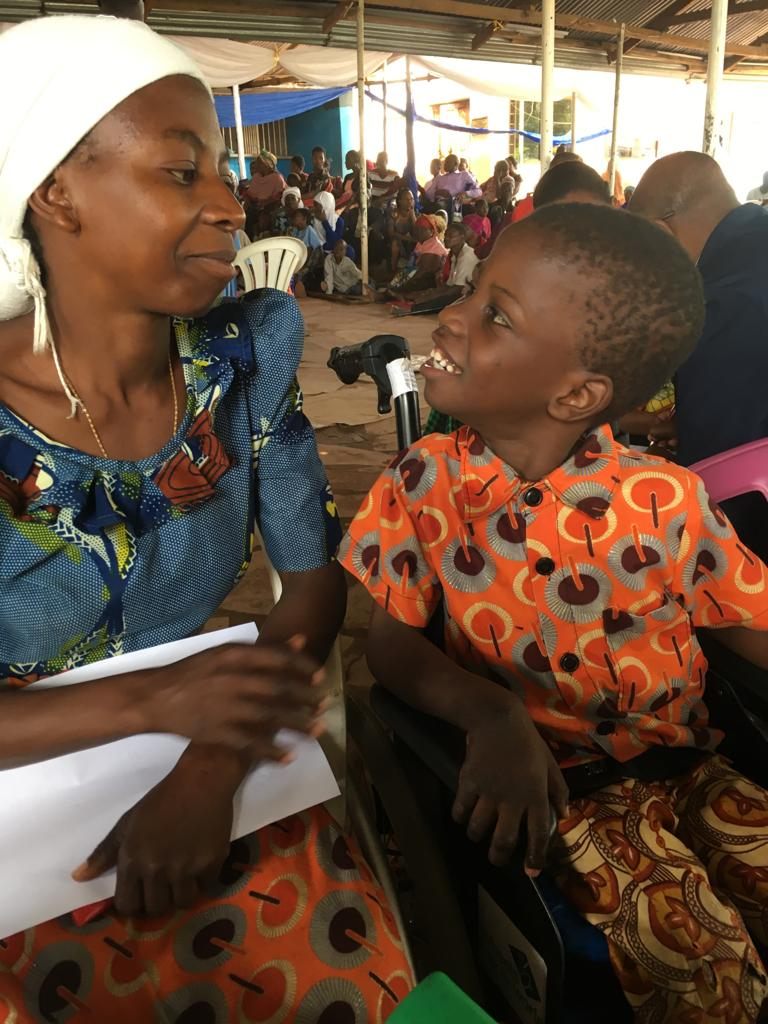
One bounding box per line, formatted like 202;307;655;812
559;652;580;673
523;487;543;507
535;557;555;576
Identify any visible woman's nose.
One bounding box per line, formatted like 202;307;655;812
203;178;246;232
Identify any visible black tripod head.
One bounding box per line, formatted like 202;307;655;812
327;335;411;414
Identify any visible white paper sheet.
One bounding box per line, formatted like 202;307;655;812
0;624;340;938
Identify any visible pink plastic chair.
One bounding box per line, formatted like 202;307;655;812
690;438;768;504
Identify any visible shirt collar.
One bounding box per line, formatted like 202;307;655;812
455;423;623;522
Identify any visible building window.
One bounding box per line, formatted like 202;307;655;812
222;119;288;160
509;98;573;162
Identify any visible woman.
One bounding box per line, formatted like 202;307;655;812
312;191;347;253
245;149;286;208
481;158;514;214
0;16;411;1022
273;184;303;234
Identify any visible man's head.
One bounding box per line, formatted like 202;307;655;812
444;222;467;256
423;204;704;443
444;154;459;174
550;147;582;168
459;157;469;172
286;173;302;188
375;151;389;173
333;238;347;263
345;149;360;171
533;161;610;209
623;185;635;204
290;154;305;174
629;151;739;262
311;146;326;171
430;158;442;177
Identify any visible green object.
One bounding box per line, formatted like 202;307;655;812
390;973;496;1023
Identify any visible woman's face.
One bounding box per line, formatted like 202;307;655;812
32;76;244;318
312;201;325;221
285;194;299;212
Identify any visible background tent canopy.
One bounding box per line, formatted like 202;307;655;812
215;87;350;128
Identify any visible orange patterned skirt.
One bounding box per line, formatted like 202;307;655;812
0;805;413;1023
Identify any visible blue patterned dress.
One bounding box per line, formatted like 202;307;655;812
0;289;340;680
0;291;412;1022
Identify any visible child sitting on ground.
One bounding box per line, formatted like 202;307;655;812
290;206;323;251
322;239;363;297
462;197;492;249
341;204;768;1023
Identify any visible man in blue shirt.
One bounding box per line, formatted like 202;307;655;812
631;152;768;560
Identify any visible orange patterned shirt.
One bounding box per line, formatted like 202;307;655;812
340;425;768;766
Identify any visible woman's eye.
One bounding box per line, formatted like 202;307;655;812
168;167;197;184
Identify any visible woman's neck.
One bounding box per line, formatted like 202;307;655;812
45;285;172;398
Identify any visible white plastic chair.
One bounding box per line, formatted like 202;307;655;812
234;237;307;292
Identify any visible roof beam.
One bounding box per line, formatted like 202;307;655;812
725;25;768;67
669;0;768;22
623;0;693;55
322;0;353;33
471;19;504;49
359;0;768;56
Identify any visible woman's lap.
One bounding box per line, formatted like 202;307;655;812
0;805;413;1023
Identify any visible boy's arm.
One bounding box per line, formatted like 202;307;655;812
367;603;568;871
705;625;768;670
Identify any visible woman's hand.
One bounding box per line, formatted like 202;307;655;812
138;639;326;754
452;696;569;872
72;746;242;916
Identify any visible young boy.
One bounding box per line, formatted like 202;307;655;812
341;204;768;1022
444;221;478;288
322;238;362;296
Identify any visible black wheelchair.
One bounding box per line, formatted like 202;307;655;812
329;335;768;1024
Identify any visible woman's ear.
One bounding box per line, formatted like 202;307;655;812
548;372;613;425
27;172;80;235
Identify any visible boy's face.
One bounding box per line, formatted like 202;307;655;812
422;226;600;435
312;150;325;171
293;211;307;229
445;228;463;254
333;241;346;263
476;201;489;217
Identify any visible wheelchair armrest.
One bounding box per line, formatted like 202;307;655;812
369;684;464;793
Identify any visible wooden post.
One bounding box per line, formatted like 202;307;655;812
356;0;369;291
607;23;625;199
382;57;389;154
540;0;555;174
703;0;728;155
570;90;577;153
232;84;247;182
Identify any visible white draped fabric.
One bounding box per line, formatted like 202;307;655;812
279;44;390;86
168;36;276;87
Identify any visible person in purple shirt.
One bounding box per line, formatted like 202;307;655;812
424;154;482;218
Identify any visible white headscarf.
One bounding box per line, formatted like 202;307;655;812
312;191;338;243
282;186;304;208
0;15;209;368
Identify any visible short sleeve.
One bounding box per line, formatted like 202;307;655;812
243;292;342;573
339;454;442;627
670;472;768;630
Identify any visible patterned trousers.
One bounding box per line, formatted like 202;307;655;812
552;755;768;1023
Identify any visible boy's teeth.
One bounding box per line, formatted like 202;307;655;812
429;347;462;374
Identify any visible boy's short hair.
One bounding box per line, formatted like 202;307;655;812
533;162;610;208
519;203;705;419
293;207;309;223
312;146;325;156
291;154;305;170
445;221;467;239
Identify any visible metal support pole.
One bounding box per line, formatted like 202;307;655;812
232;83;247;182
607;23;625;200
382;57;388;155
517;100;525;168
703;0;728;156
356;0;369;291
540;0;555;174
570;90;577;154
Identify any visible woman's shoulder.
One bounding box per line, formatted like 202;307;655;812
195;290;304;377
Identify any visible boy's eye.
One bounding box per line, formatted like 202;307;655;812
484;304;511;328
168;167;197;184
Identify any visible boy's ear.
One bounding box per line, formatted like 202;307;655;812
27;172;81;235
548;371;613;425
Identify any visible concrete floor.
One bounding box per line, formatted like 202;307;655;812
209;297;438;687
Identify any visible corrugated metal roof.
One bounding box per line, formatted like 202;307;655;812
3;0;768;76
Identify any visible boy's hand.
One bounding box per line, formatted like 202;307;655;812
452;698;569;872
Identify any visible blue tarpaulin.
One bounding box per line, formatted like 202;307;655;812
215;87;351;128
